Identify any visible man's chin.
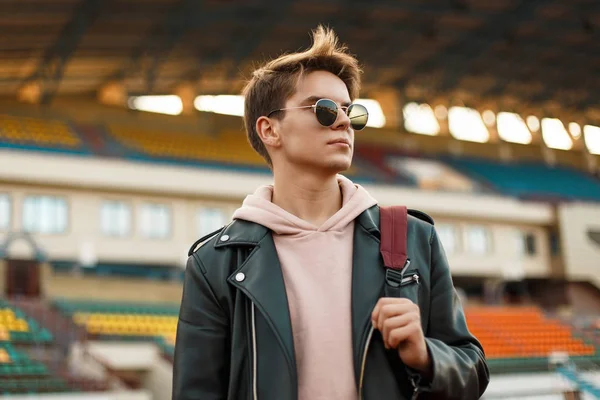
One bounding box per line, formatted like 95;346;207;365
288;156;352;176
321;160;353;175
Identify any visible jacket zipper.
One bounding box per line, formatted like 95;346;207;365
358;325;374;399
411;388;420;400
360;269;420;399
401;273;420;286
251;303;258;400
402;272;421;399
410;375;421;400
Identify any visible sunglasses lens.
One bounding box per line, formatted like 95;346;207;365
348;104;369;130
315;99;339;127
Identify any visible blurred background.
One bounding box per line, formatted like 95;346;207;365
0;0;599;399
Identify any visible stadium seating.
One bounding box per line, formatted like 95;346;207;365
0;300;109;395
465;306;600;373
55;299;179;352
466;306;596;358
0;114;83;152
2;112;598;201
108;125;268;168
107;124;367;178
0;340;71;394
445;157;600;202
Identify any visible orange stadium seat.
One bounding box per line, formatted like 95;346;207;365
465;306;598;359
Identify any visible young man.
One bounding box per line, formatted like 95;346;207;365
173;26;489;400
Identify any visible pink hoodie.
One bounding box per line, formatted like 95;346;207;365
232;175;377;400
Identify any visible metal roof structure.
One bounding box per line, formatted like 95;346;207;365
1;0;599;120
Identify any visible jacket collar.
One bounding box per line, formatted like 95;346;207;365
214;219;269;248
216;205;381;248
355;205;380;239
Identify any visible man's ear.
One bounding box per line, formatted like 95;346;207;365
256;116;281;148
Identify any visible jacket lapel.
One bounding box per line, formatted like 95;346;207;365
351;206;385;381
225;230;297;378
221;207;384;387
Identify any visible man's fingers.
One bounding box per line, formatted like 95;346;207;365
371;297;413;324
375;302;416;331
381;314;412;345
388;323;420;349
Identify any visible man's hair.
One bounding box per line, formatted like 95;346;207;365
242;25;362;166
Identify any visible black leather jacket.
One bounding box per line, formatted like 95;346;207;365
173;206;489;399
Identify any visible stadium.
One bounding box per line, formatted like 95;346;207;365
0;0;600;398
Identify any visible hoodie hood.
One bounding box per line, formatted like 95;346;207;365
231;175;377;236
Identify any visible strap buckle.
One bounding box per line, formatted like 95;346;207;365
385;268;403;288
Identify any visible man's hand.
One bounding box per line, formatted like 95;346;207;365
371;297;432;376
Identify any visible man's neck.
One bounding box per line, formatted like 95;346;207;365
271;167;342;227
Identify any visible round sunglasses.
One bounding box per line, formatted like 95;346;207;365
267;98;369;131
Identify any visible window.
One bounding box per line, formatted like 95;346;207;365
22;195;68;234
436;224;459;254
466;225;491;254
139;203;171;239
101;201;132;237
197;207;227;237
515;231;537;256
549;230;561;256
0;195;10;231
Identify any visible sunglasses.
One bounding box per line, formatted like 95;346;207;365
267;98;369;131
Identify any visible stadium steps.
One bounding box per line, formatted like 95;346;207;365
557;366;600;399
354;145;416;184
73;123;112;157
8;299;87;349
0;299;53;344
93;123;133;159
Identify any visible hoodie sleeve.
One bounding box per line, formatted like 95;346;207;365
414;227;490;400
173;254;229;400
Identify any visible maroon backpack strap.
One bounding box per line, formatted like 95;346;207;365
379;205;408;270
380;205;411;293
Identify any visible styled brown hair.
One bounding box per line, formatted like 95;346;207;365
242;25;362;166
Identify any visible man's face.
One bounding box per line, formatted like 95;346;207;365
271;70;355;175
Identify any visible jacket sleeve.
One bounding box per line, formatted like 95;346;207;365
172;254;229;400
417;227;490;400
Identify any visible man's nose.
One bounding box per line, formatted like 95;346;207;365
332;107;351;130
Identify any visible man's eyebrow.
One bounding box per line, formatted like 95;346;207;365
301;96;352;107
300;96;322;105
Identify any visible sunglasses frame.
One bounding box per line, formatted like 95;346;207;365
266;98;369;131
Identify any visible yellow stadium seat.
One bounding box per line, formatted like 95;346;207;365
0;115;80;148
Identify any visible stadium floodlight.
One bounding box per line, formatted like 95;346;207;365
127;95;183;116
526;116;540;132
541;118;573;150
497;112;532;144
194;95;385;128
356;98;385;128
194;95;245;117
434;105;448;119
403;102;440;136
448;106;489;143
584;125;600;155
568;122;582;138
482;110;496;127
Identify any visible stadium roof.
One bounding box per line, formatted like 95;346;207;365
1;0;599;119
